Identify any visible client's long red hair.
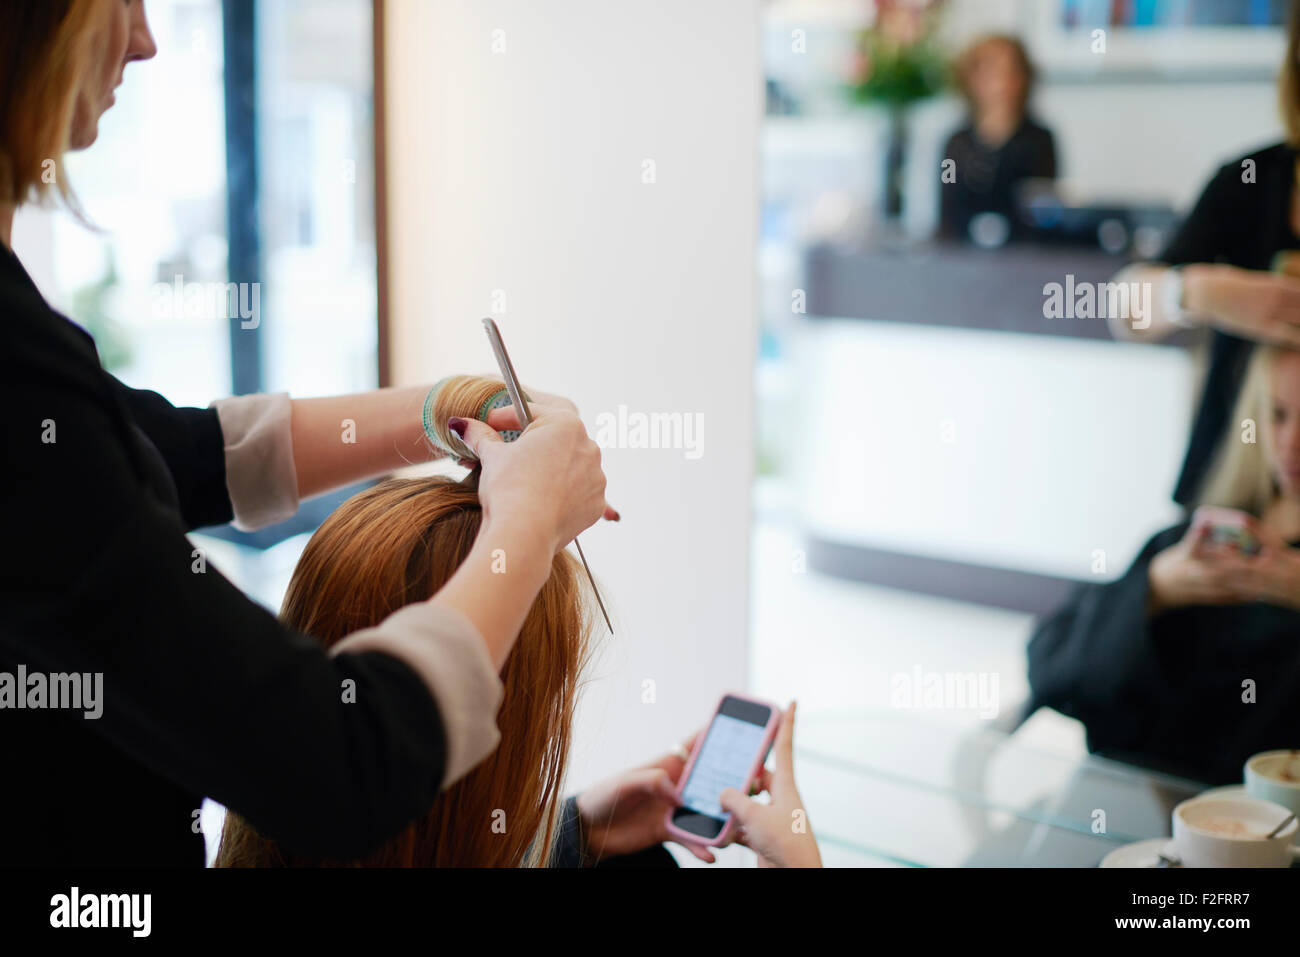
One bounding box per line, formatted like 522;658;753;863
215;474;593;867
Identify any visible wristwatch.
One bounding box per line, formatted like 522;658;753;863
1162;266;1201;329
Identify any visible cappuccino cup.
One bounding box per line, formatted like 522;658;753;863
1245;751;1300;834
1170;796;1300;868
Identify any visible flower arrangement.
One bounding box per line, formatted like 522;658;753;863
848;0;949;107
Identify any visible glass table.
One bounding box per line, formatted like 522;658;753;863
794;711;1210;867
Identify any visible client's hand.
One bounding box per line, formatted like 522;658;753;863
1218;526;1300;612
1147;522;1259;614
719;702;823;868
576;731;719;864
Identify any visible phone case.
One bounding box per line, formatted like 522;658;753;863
663;691;781;848
1192;505;1261;554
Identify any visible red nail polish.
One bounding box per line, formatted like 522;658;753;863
448;417;467;438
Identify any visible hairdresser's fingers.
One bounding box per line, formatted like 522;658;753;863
1266;320;1300;349
472;415;617;523
449;417;504;461
527;389;578;413
484;405;524;432
505;404;615;523
483;394;576;433
504;390;577;416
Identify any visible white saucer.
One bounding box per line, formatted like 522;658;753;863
1100;838;1181;868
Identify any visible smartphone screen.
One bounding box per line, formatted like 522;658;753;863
1207;524;1261;555
671;696;774;840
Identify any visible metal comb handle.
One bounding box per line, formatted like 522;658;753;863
482;318;614;634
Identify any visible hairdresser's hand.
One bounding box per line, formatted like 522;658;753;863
1147;521;1260;614
484;387;577;422
1187;264;1300;348
719;703;822;868
447;387;575;469
469;392;619;523
451;400;606;552
576;731;722;864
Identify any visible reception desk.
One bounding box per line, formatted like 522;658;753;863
795;242;1196;614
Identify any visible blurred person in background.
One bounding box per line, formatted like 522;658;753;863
1108;0;1300;508
1027;345;1300;786
938;34;1057;243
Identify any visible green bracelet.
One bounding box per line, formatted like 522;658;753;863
422;379;528;458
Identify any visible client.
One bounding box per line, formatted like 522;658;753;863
217;376;822;867
1028;345;1300;785
216;469;593;866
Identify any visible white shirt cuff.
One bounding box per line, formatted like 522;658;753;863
209;392;301;532
328;602;504;789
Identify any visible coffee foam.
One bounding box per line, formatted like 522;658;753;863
1180;798;1292;842
1253;752;1300;785
1192;818;1265;840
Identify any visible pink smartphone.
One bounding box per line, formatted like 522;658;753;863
664;693;781;847
1192;506;1261;555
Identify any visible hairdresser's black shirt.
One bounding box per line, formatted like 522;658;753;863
1164;142;1300;506
1027;521;1300;785
0;244;452;866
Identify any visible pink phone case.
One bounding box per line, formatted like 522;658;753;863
663;692;781;848
1193;505;1253;530
1191;505;1261;553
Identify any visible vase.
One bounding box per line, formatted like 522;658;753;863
883;104;909;223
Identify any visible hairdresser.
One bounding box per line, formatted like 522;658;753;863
1107;3;1300;507
0;0;613;866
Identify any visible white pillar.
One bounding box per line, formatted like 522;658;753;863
383;0;761;787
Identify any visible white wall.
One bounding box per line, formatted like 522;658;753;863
383;0;761;789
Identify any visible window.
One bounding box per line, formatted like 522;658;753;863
30;0;380;598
